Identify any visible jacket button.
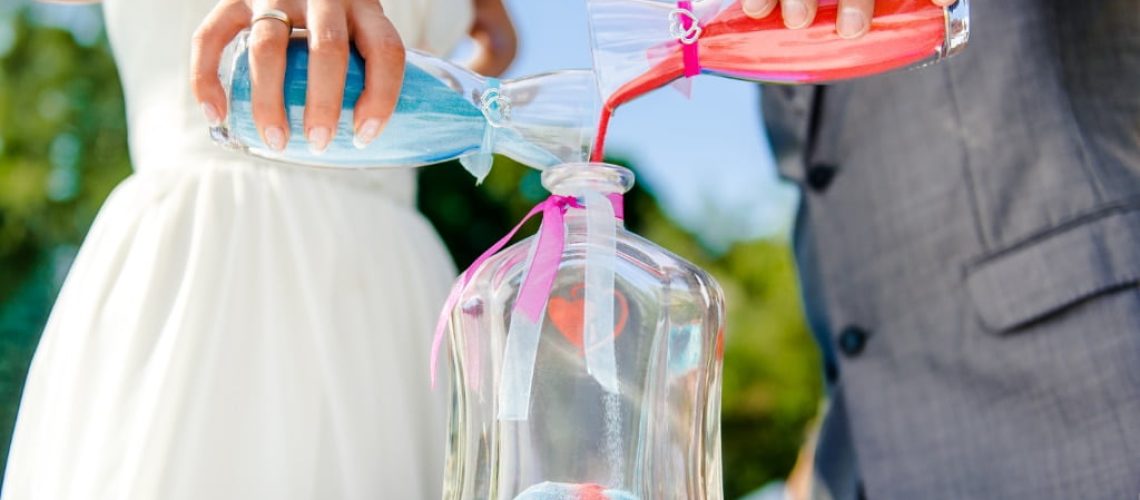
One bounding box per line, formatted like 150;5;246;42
824;362;839;383
838;326;869;357
806;163;838;192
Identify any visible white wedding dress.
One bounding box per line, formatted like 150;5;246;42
2;0;472;498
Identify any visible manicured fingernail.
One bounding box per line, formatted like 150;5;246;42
742;0;774;17
200;102;222;126
783;0;810;29
353;118;382;149
264;126;286;151
307;126;331;154
837;8;869;38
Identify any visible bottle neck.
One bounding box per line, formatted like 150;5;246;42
541;163;635;197
541;163;632;236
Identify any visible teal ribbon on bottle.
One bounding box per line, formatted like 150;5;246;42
458;78;507;182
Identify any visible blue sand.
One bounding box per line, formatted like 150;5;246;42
227;39;559;170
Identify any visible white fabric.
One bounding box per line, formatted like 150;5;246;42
582;190;618;396
1;0;471;498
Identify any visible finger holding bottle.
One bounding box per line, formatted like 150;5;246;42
834;0;872;39
246;0;303;151
191;0;254;128
192;0;305;151
739;0;820;30
346;0;405;149
302;0;350;154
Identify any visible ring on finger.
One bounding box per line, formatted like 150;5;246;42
251;8;293;32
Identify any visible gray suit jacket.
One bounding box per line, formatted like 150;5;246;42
762;1;1140;498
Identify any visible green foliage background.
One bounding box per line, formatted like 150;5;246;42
0;8;821;498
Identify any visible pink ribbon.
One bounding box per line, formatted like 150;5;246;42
678;0;701;78
430;193;624;387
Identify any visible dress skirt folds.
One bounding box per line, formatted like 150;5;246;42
2;161;456;499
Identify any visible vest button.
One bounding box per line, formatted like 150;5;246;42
806;163;838;192
838;326;870;357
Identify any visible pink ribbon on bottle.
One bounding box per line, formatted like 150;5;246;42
430;193;624;388
674;0;702;77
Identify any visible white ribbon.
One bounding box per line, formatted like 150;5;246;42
583;190;620;395
497;228;548;421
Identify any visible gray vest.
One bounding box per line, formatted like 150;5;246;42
763;1;1140;498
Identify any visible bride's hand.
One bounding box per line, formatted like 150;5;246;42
466;0;517;77
741;0;956;39
191;0;405;152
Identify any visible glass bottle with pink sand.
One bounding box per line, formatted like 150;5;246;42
440;162;726;500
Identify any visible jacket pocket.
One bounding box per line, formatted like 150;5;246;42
965;206;1140;333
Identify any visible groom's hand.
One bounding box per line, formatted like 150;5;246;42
191;0;405;153
740;0;956;39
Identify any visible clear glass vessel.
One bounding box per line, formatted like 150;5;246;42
212;31;598;180
442;163;726;499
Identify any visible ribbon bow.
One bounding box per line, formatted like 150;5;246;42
669;1;702;78
458;78;511;182
431;192;624;421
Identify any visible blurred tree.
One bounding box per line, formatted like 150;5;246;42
0;6;821;497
